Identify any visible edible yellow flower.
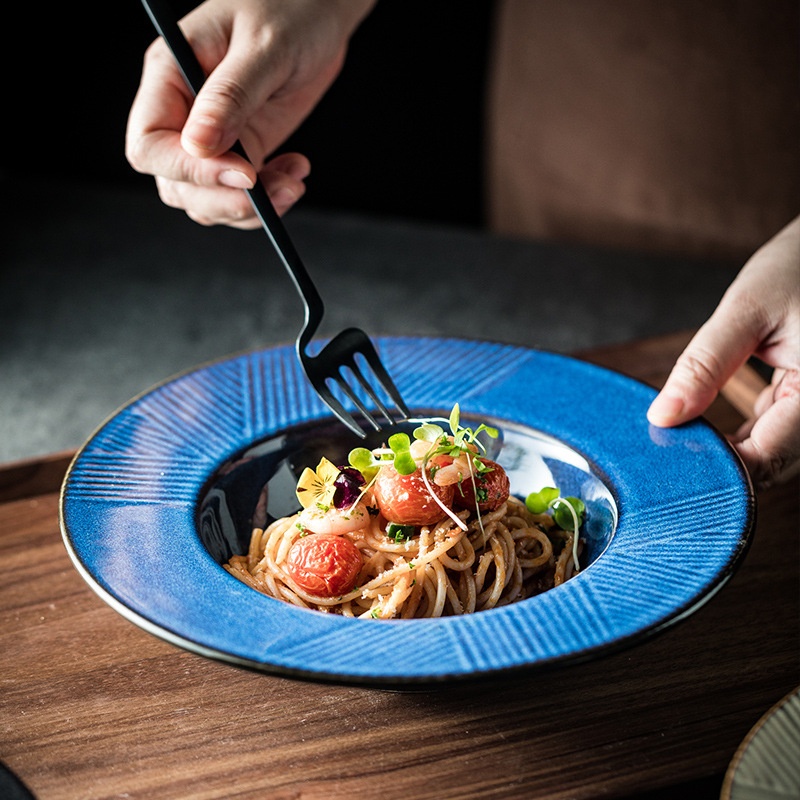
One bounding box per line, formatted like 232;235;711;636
295;457;340;509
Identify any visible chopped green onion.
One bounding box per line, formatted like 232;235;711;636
473;455;492;474
386;523;415;541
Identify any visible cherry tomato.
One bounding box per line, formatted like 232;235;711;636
452;458;510;512
372;459;455;526
286;533;363;598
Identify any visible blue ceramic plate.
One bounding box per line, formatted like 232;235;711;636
60;337;754;686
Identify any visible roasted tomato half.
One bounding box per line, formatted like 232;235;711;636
372;459;455;526
286;533;363;598
452;458;510;512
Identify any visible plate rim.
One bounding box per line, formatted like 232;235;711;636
721;685;800;800
59;335;756;686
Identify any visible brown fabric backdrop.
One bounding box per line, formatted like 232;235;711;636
486;0;800;262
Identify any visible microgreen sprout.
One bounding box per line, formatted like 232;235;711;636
413;404;499;461
347;404;501;534
415;403;499;532
348;433;416;480
387;433;417;475
525;487;586;571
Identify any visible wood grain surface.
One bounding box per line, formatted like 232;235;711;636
1;332;798;800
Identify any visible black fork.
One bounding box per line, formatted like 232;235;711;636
141;0;410;437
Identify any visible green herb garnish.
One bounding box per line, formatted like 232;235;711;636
525;486;586;572
525;487;585;531
413;403;499;462
386;522;415;542
347;404;501;534
348;433;417;479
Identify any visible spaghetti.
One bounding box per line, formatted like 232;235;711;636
224;406;585;619
224;494;583;619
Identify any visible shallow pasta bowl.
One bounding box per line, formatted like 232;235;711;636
59;336;755;686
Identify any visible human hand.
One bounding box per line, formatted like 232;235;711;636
647;215;800;490
126;0;375;227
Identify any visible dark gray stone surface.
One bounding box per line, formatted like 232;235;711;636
1;178;740;462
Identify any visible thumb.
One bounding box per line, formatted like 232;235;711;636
647;316;760;428
180;41;287;160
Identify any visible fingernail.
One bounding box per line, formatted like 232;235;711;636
647;392;685;426
271;186;298;208
183;117;223;152
219;169;254;189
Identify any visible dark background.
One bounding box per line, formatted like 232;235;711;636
9;0;494;228
1;0;745;480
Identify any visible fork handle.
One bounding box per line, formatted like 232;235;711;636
140;0;324;343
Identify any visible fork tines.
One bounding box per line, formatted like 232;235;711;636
301;330;409;438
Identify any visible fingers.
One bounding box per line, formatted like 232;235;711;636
127;0;293;183
159;152;310;228
648;214;800;489
649;330;800;489
647;315;760;428
731;370;800;489
126;39;260;189
126;0;374;228
646;227;790;428
126;9;318;226
179;19;292;160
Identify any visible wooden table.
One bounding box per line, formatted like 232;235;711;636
2;332;798;800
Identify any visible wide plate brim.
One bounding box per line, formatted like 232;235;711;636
60;337;755;686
